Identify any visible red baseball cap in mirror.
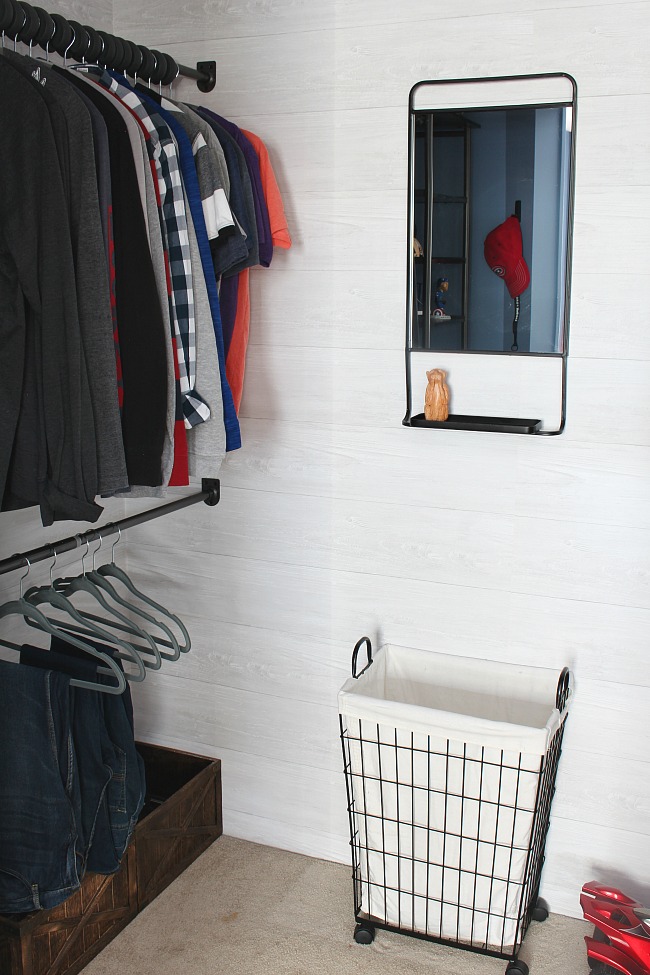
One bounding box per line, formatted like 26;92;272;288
483;216;530;298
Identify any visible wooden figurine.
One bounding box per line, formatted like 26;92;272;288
424;368;450;421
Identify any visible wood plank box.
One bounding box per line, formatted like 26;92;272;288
0;743;222;975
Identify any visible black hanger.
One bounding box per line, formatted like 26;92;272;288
16;1;39;44
4;0;26;42
82;24;103;63
32;6;54;49
67;19;90;61
97;29;117;66
0;0;14;33
49;12;73;55
137;44;157;82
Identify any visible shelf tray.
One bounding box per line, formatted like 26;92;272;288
408;413;542;434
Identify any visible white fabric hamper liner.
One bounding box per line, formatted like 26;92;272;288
338;644;570;951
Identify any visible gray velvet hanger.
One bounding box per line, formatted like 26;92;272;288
0;559;127;694
55;534;181;662
24;550;147;682
96;528;191;653
53;539;164;668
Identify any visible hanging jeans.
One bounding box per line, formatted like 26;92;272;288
21;638;146;877
0;658;82;913
54;633;145;869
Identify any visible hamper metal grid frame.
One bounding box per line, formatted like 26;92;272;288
339;638;571;975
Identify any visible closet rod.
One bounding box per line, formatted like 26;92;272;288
0;0;217;90
0;478;220;578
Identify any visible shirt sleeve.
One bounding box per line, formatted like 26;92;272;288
242;127;292;249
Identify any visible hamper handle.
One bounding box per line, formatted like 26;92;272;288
556;667;571;711
351;636;373;678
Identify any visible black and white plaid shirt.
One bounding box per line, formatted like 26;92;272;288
99;70;210;429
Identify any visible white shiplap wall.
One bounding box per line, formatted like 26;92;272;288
107;0;647;923
106;0;650;915
4;0;647;938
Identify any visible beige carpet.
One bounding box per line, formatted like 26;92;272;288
82;836;589;975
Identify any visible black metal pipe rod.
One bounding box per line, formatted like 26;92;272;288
176;63;204;81
0;478;220;578
0;2;215;88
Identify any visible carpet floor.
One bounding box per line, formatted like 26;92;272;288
82;835;589;975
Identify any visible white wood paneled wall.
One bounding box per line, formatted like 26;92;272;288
1;0;645;935
104;0;650;924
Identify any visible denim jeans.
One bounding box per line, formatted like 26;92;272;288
20;645;116;875
23;636;146;876
49;634;145;869
0;658;82;913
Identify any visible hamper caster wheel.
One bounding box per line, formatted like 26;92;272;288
505;961;529;975
531;901;549;922
353;922;375;944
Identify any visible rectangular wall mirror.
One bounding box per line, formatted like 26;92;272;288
404;74;577;435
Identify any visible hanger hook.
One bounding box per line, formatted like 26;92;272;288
49;547;58;586
14;7;26;51
92;532;103;571
170;62;180;97
63;23;76;65
79;537;91;576
110;524;122;563
19;557;31;599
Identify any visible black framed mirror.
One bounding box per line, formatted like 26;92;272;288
404;74;577;435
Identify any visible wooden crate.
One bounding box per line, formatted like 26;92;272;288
0;743;222;975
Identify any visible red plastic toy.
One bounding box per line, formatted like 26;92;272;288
581;882;650;975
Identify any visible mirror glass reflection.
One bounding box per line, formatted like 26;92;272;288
411;101;573;354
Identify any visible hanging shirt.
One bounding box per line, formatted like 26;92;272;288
194;107;260;274
151;95;249;277
67;84;124;414
58;67;169;489
0;61;103;523
192;107;259;384
2;51;128;503
134;85;241;453
225;130;293;413
94;68;211;432
69;69;183;491
203;111;273;268
155;97;235;239
185;208;227;478
241;128;292;251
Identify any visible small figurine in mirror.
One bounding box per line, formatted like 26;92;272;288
433;277;451;321
424;368;450;421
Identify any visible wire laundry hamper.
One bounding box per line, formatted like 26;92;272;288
339;638;571;975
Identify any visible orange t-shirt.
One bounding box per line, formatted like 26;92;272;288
226;131;292;412
241;129;292;250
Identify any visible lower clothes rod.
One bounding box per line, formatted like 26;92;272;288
0;478;220;578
